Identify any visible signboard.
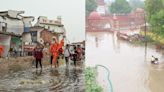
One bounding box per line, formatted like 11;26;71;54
24;45;35;52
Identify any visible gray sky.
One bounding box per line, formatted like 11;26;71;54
0;0;85;43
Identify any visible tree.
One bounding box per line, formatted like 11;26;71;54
86;0;97;16
110;0;132;14
129;0;144;10
145;0;164;35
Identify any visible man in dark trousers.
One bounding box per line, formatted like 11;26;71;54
64;44;71;66
72;46;78;67
34;45;43;70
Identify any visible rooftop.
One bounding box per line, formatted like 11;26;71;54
96;0;105;5
0;31;21;37
0;10;34;20
37;16;63;26
88;11;102;20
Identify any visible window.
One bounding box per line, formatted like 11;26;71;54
31;31;37;43
2;22;7;32
0;22;1;31
31;31;37;36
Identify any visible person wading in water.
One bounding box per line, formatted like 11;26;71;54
151;55;159;64
50;37;64;68
34;44;43;70
72;46;78;67
0;45;4;58
64;44;71;66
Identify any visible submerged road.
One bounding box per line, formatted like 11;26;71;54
0;60;85;92
86;32;164;92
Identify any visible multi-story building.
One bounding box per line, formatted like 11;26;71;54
35;16;66;43
0;10;66;57
87;8;145;33
0;10;34;57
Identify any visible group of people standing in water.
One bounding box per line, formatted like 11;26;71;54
33;36;85;70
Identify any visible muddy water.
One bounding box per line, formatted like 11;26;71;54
0;65;85;92
86;32;164;92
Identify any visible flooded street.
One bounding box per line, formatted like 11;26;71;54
86;32;164;92
0;64;85;92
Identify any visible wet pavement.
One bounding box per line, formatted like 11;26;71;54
0;60;85;92
86;32;164;92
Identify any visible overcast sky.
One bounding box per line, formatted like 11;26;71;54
0;0;85;43
104;0;145;2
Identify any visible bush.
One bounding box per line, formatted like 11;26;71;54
140;31;164;45
85;67;103;92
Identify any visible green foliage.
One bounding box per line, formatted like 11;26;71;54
140;31;164;45
85;67;103;92
110;0;132;14
145;0;164;42
145;0;163;23
129;0;144;10
86;0;97;16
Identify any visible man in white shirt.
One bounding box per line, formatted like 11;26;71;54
64;44;71;66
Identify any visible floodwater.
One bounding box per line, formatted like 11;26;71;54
0;65;85;92
86;32;164;92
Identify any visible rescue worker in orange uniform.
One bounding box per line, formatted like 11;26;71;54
0;45;4;58
50;37;64;68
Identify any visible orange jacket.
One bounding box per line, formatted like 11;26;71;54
58;39;64;54
58;39;64;50
49;39;64;63
0;45;4;57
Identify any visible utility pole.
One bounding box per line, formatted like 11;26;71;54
144;12;147;41
144;12;147;62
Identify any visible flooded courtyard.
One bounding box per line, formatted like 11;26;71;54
86;32;164;92
0;62;85;92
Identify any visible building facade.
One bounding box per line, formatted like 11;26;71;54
0;10;34;57
0;10;67;57
35;16;66;43
87;8;145;33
